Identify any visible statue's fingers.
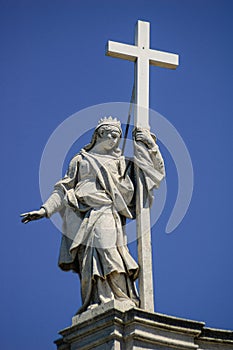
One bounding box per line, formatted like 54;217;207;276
135;135;143;140
21;217;30;223
20;212;30;217
136;132;144;137
31;215;39;220
132;127;142;136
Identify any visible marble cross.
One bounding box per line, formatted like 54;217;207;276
106;20;179;311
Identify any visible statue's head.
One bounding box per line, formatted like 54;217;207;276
84;116;122;156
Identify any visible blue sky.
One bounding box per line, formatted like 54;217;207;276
1;0;233;349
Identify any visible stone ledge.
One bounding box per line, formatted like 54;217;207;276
54;302;233;350
70;300;205;335
198;327;233;343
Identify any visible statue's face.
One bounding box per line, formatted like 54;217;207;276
98;126;121;151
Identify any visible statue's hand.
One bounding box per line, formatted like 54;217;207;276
133;128;156;149
20;208;46;224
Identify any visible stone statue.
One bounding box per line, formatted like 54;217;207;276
21;116;165;314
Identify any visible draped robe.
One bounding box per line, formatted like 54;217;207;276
42;139;165;313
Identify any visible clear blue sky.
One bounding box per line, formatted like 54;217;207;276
1;0;233;349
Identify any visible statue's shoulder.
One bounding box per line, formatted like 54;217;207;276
70;153;82;165
67;153;83;177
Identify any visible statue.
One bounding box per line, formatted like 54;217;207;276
21;116;165;314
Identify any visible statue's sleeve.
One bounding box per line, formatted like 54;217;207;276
41;154;81;218
134;140;165;191
148;144;165;181
41;188;64;218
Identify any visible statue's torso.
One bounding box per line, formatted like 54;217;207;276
75;153;121;208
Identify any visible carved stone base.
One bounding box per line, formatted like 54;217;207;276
54;300;233;350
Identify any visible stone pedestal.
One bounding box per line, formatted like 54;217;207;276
54;301;233;350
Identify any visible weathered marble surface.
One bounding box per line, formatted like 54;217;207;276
21;117;165;314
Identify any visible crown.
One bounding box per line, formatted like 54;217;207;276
96;116;122;132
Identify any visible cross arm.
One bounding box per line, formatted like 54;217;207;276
149;49;179;69
106;40;138;62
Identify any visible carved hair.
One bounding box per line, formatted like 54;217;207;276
97;125;121;137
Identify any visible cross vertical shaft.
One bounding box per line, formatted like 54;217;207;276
134;21;150;129
106;20;179;312
134;21;154;311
